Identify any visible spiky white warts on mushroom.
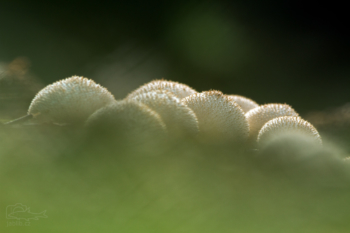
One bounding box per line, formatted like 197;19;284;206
182;91;249;143
28;76;115;125
131;90;199;137
85;99;167;139
226;95;259;113
126;80;197;99
257;116;322;146
245;104;298;141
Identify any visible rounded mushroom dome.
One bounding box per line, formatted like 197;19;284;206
245;103;298;141
226;95;259;113
182;91;249;144
257;116;322;146
131;90;199;137
85;100;167;144
127;80;197;99
28;76;115;124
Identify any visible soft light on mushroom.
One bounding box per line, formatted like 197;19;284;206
127;79;197;99
85;99;167;143
27;76;115;125
226;95;259;113
182;90;249;144
245;103;298;141
131;90;198;137
257;116;322;146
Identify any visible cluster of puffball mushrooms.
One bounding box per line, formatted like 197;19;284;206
5;76;323;149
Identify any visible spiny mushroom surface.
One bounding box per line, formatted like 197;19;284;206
226;95;259;113
28;76;115;125
127;80;197;99
246;103;298;141
85;100;166;143
182;91;249;143
131;90;199;137
257;116;322;146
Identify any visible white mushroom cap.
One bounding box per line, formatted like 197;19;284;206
246;103;298;141
131;90;199;137
85;100;167;142
126;80;197;99
28;76;115;124
226;95;259;113
182;91;249;143
257;116;322;146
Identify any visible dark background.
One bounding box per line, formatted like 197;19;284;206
1;0;349;115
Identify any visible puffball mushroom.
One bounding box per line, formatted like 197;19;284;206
131;90;199;137
226;95;259;113
256;120;350;187
85;100;167;143
127;80;197;99
246;104;298;141
27;76;115;125
257;116;322;146
256;132;350;187
182;91;249;144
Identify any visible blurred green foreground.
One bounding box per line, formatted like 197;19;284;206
1;120;350;233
